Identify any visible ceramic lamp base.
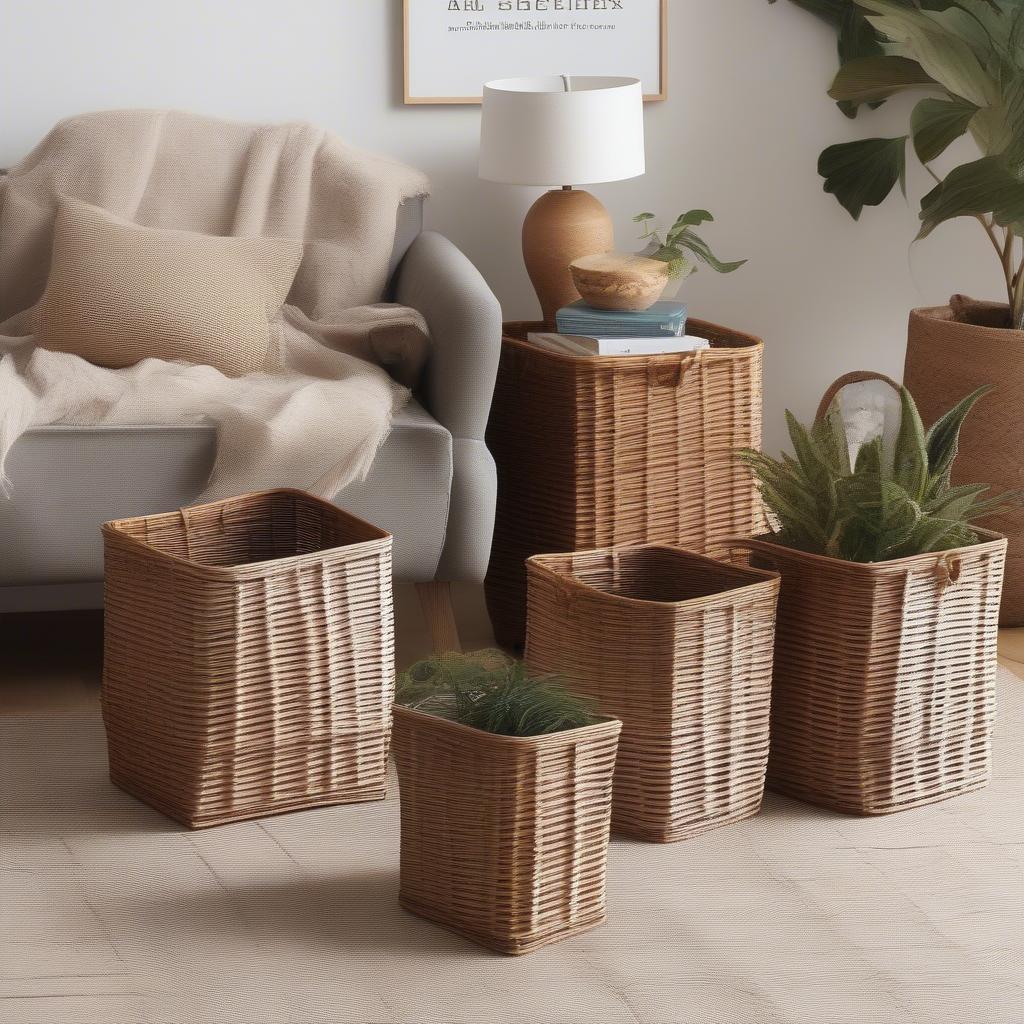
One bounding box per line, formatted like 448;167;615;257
522;188;613;328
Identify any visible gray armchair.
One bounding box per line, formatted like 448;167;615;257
0;195;502;649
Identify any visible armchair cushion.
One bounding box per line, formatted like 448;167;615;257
35;200;303;377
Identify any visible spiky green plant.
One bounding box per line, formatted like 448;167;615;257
738;384;1017;562
395;650;598;737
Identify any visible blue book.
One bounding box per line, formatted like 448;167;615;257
555;300;687;338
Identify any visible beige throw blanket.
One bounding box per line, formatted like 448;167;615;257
0;110;430;501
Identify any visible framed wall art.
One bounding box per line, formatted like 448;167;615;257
403;0;667;105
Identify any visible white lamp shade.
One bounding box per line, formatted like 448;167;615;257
479;76;645;187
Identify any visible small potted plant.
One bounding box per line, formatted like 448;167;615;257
737;372;1013;815
391;651;621;955
772;0;1024;623
568;209;746;311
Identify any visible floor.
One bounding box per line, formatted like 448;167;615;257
1;589;1022;1024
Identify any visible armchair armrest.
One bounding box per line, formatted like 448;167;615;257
393;231;501;441
393;231;502;583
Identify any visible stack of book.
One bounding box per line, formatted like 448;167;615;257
528;299;706;357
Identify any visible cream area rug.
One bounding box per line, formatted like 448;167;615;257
1;671;1021;1024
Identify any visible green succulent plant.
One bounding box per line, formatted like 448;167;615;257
395;650;598;737
770;0;1024;329
738;384;1017;562
632;210;748;281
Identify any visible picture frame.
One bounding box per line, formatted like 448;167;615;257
403;0;667;105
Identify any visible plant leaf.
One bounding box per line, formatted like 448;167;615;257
893;385;928;501
812;397;853;475
894;515;977;557
675;228;747;273
923;482;990;518
911;96;979;162
923;6;999;59
857;0;997;107
836;5;888;116
786;410;837;506
818;136;908;219
670;209;714;230
918;154;1024;237
829;55;936;105
632;212;656;222
923;384;992;486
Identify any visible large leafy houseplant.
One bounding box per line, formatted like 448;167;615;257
772;0;1024;328
738;383;1016;561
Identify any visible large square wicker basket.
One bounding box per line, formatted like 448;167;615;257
485;319;764;648
391;705;621;955
101;489;394;829
737;530;1007;815
526;544;780;842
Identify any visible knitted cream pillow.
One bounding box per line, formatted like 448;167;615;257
35;200;304;377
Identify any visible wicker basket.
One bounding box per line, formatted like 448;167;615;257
485;319;764;648
737;371;1009;815
391;705;621;955
101;489;395;829
738;532;1006;815
525;545;779;842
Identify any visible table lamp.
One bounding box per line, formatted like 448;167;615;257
479;75;645;327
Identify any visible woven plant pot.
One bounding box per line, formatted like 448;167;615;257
904;301;1024;625
737;529;1006;815
485;319;764;648
391;705;621;955
102;489;394;829
525;545;779;842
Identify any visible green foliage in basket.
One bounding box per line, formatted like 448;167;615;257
738;384;1019;562
769;0;1024;329
395;649;598;737
632;210;747;281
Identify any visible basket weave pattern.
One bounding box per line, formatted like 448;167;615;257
391;706;621;955
526;545;779;842
744;532;1007;815
485;319;764;647
102;489;394;829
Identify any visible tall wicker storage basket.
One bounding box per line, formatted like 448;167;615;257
526;545;780;842
738;531;1006;815
102;489;394;829
485;319;764;648
392;705;621;955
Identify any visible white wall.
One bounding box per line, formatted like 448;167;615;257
1;0;1000;453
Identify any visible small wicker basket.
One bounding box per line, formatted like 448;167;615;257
101;489;395;829
525;545;780;842
391;705;621;955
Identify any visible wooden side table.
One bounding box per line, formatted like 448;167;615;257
484;319;765;649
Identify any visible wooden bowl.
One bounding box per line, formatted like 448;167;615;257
569;252;669;312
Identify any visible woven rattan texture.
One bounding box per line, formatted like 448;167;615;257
101;489;395;829
741;532;1007;815
525;545;779;842
391;706;621;955
485;320;764;648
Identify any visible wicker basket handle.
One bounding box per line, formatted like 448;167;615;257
647;352;700;389
935;552;963;590
815;371;901;424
